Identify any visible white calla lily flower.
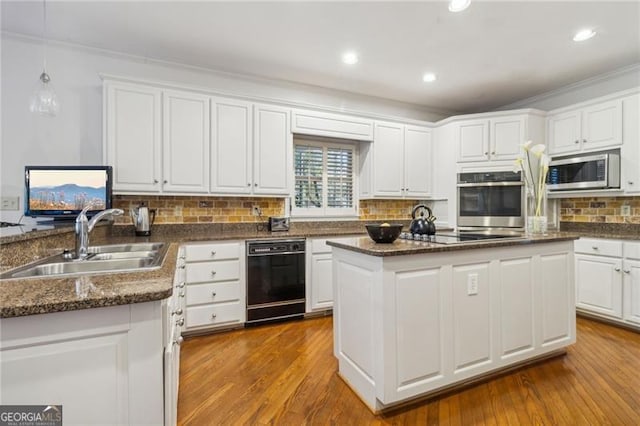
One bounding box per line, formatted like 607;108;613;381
530;144;546;157
522;140;533;151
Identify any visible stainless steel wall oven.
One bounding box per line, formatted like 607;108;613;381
246;239;306;325
457;171;524;230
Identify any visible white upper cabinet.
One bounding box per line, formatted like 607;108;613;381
621;94;640;193
210;98;253;194
547;99;622;155
253;104;292;195
292;109;374;141
457;114;530;162
404;125;433;198
105;83;162;193
360;122;433;199
162;90;210;193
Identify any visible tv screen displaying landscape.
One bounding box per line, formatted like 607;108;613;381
28;169;108;212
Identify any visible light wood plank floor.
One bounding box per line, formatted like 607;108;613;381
178;317;640;425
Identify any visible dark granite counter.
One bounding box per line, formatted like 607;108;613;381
326;232;579;257
559;222;640;240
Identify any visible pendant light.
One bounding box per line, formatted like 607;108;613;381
29;0;59;116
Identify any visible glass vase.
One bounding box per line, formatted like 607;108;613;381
526;186;548;235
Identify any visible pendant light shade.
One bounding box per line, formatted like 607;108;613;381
31;0;59;116
30;70;59;116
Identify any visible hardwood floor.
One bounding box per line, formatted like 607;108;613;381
178;317;640;425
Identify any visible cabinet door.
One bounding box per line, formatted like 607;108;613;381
548;110;581;155
162;91;210;193
253;104;292;195
621;95;640;193
105;83;162;192
623;259;640;325
404;125;432;198
210;98;253;194
490;116;525;160
373;121;404;197
457;119;489;162
310;253;333;311
575;254;622;318
582;99;622;151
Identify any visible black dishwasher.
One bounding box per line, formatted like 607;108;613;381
246;239;306;325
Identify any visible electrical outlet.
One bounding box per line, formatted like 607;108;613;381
0;196;20;211
621;205;631;216
467;273;479;296
252;205;262;216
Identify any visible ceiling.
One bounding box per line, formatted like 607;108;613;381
2;1;639;114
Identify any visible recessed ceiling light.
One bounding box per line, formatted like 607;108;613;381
342;51;358;65
449;0;471;13
422;73;437;83
573;29;596;42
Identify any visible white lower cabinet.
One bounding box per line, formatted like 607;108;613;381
0;302;164;425
182;241;246;332
575;238;640;329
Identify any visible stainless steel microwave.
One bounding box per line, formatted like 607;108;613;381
547;152;620;191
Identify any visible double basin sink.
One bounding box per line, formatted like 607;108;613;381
1;242;168;280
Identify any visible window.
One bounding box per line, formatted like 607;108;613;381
293;139;357;217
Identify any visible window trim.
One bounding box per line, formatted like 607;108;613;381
291;138;358;219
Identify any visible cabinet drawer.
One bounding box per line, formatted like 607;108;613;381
185;260;240;283
574;238;622;257
624;242;640;260
184;242;240;262
185;302;243;329
186;281;241;306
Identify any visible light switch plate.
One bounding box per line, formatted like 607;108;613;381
621;205;631;216
467;273;479;296
0;196;20;211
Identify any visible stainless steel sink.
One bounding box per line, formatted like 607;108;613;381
0;242;169;280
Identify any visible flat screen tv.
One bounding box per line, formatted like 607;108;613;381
25;165;113;222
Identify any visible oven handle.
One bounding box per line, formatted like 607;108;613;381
457;182;524;188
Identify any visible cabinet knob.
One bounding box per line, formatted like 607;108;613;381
179;264;185;269
247;183;251;186
624;269;631;274
179;291;185;297
153;179;159;184
211;270;217;276
176;318;185;326
211;251;217;256
177;282;185;288
574;140;579;144
211;313;217;320
172;308;183;315
211;291;217;297
628;181;634;185
583;139;587;144
484;151;488;155
175;336;184;345
163;180;168;184
491;151;496;155
614;267;621;272
254;183;258;186
592;246;599;250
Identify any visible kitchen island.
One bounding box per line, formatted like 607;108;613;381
327;233;578;412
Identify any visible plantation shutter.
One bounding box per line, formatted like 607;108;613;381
294;145;323;208
326;147;353;208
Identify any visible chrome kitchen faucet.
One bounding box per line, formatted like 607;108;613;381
75;205;124;260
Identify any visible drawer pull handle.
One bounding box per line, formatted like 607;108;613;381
176;318;184;326
592;246;599;250
212;291;217;297
179;291;185;298
172;308;183;316
211;313;217;320
177;282;185;288
211;251;217;256
628;181;634;185
211;271;217;276
614;267;621;272
624;269;631;274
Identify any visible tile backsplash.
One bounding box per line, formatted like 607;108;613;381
113;195;421;224
560;196;640;224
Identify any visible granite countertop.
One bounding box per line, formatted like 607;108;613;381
326;232;579;257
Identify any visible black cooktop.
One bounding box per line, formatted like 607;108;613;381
401;232;525;245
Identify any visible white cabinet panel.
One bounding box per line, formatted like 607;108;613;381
576;254;623;318
404;125;433;198
452;262;491;372
623;259;640;325
548;110;581;155
499;257;534;357
310;253;333;310
210;98;253;194
540;252;572;345
574;238;623;257
457;115;530;162
186;301;244;328
106;83;162;192
185;281;241;306
457;120;489;162
163;91;210;193
373;122;404;197
185;260;241;284
621;94;640;193
491;116;525;161
292;109;374;141
253;104;292;195
394;268;444;388
581;99;622;151
184;241;241;262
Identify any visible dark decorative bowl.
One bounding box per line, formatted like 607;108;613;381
365;223;403;243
